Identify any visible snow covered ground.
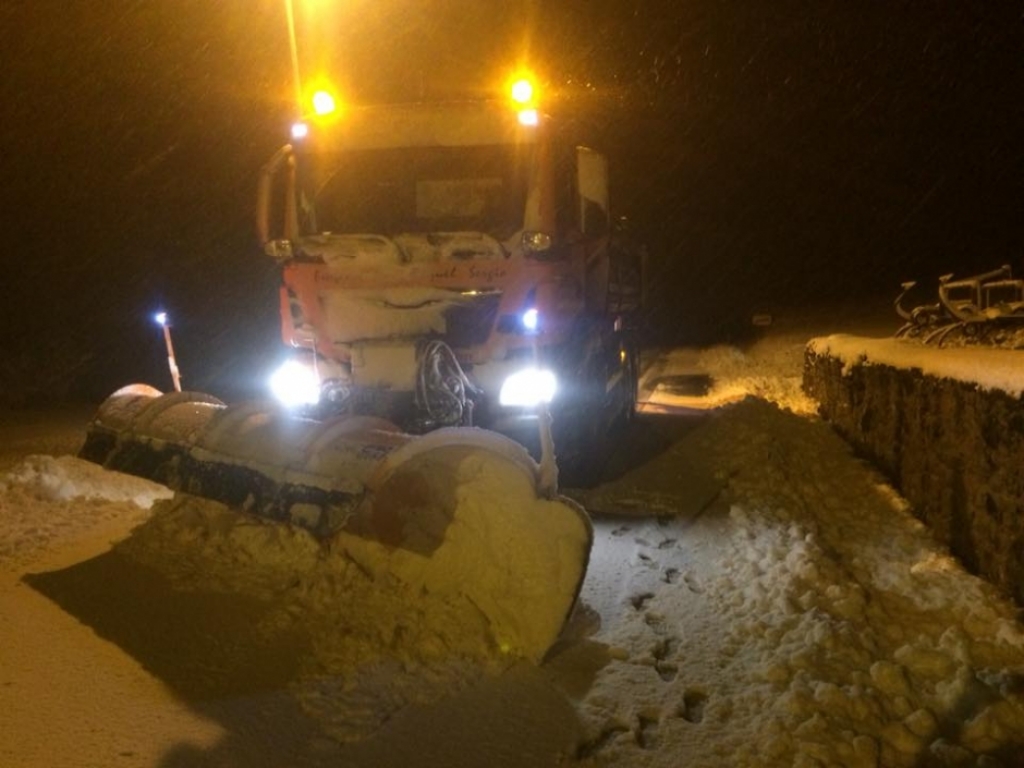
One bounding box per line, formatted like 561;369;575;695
3;303;1024;767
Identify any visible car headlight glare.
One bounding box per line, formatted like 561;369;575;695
269;360;321;407
498;368;557;407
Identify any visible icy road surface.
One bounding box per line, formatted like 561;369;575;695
2;305;1024;767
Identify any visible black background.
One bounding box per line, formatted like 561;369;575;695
1;0;1020;404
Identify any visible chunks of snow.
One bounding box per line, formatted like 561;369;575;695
0;455;171;570
1;454;172;507
571;398;1024;766
110;445;591;742
117;446;590;667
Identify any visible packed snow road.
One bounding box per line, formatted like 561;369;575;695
3;311;1024;767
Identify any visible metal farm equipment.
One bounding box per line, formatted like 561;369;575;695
895;264;1024;346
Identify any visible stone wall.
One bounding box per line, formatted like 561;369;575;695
804;347;1024;605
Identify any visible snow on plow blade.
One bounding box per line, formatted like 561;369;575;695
80;384;592;661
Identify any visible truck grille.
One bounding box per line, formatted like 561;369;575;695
443;293;501;348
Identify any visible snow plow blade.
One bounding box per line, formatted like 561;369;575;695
79;384;592;661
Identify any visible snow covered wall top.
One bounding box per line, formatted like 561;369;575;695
805;336;1024;606
807;335;1024;398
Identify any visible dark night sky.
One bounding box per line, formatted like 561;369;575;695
1;0;1021;403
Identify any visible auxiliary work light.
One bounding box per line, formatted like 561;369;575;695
510;78;534;105
311;89;336;116
153;311;182;392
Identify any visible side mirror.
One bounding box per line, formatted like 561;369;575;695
581;198;609;239
257;144;297;247
264;239;294;262
576;147;610;239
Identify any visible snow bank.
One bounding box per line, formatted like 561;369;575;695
112;494;500;741
642;335;818;415
0;455;171;570
574;399;1024;767
113;446;590;742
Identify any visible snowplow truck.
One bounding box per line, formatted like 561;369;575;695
258;99;641;456
80;96;640;661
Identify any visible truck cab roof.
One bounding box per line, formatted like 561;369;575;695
299;101;543;152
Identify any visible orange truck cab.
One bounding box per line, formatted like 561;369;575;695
257;97;642;461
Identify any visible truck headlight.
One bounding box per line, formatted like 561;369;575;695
269;360;321;407
498;368;557;407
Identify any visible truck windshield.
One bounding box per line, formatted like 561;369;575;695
304;144;533;241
